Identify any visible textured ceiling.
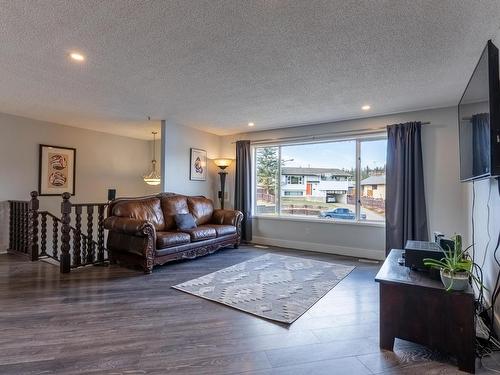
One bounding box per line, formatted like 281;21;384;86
1;1;500;139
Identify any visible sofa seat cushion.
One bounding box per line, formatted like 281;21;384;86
204;224;237;237
181;226;217;242
156;231;191;249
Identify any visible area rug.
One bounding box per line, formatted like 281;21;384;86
172;253;355;324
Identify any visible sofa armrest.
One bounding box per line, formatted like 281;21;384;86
104;216;156;237
104;216;157;273
211;209;244;228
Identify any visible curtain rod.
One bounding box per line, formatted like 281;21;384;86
231;121;431;145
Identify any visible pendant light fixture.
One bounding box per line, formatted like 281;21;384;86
143;131;161;186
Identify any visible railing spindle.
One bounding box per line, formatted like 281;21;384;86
22;202;27;252
12;202;17;251
86;205;94;264
22;202;26;252
82;236;88;265
52;217;59;260
24;202;29;253
20;202;24;252
18;202;23;252
11;202;16;251
97;205;105;263
28;192;39;261
40;213;47;257
20;202;25;252
60;192;72;273
73;206;82;267
17;202;21;252
8;201;13;251
15;202;21;252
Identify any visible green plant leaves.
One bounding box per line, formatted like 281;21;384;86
422;241;487;293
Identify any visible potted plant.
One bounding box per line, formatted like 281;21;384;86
423;234;485;292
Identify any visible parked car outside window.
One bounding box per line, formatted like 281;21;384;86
319;208;367;220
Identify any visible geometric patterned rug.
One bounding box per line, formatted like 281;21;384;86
172;253;355;324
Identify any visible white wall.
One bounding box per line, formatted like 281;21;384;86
221;106;467;260
0;112;156;250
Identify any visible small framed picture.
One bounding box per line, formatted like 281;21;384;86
190;148;207;181
38;145;76;196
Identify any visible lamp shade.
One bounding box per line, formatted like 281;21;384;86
213;159;232;169
143;131;161;186
143;161;161;185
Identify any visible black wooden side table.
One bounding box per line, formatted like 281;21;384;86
375;249;476;373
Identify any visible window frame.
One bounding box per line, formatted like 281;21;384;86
251;133;387;225
286;176;303;185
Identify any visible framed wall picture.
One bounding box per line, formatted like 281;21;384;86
190;148;207;181
38;145;76;196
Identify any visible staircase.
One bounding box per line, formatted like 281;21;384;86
8;191;109;273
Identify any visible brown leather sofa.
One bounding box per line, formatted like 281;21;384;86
103;193;243;273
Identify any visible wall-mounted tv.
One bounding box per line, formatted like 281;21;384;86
458;40;500;182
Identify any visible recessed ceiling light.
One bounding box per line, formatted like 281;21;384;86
248;122;255;127
361;105;371;111
70;52;85;62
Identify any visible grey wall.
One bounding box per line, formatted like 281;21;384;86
221;106;467;260
462;31;500;334
465;165;500;333
2;106;468;261
160;122;221;204
0;112;157;250
0;114;226;254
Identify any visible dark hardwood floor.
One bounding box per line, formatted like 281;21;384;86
0;245;498;374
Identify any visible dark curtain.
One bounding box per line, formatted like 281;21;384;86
472;113;490;177
235;140;252;242
386;122;428;254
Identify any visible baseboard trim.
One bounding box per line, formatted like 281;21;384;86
252;236;385;261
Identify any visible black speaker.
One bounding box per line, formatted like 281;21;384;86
107;189;116;201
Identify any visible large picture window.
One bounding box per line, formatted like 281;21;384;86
254;135;387;222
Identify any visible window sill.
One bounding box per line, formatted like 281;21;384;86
252;215;385;227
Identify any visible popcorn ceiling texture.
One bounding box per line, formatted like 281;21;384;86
0;0;499;138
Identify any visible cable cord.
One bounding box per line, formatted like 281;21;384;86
472;180;476;263
487;177;500;342
482;182;493;269
478;338;500;371
474;262;485;308
480;358;500;374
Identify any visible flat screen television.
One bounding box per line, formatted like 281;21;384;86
458;40;500;182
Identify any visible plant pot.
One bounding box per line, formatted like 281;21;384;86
440;269;469;291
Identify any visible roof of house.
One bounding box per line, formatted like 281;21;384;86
281;167;352;177
360;175;386;186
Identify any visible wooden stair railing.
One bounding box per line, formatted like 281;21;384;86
8;198;32;259
8;191;109;273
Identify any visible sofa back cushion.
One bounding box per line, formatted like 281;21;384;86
160;194;189;230
187;196;214;225
112;197;165;231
